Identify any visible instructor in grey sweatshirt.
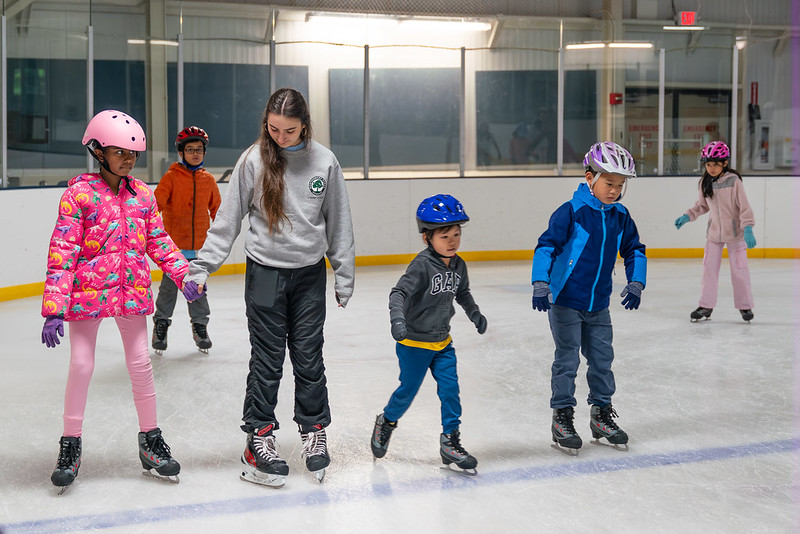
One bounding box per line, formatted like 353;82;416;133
187;88;354;486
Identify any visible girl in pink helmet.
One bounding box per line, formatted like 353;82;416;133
40;110;203;493
674;141;756;322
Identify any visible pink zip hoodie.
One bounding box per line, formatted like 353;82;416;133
684;171;755;243
42;173;188;320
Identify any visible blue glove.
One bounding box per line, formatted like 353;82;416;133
470;311;487;334
532;281;552;312
743;226;756;249
391;319;407;342
182;280;206;302
620;281;644;310
42;316;64;348
674;214;690;229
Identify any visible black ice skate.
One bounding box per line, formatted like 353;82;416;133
589;404;629;451
690;307;713;322
240;427;289;488
551;407;582;456
138;428;181;482
300;426;330;482
191;323;212;354
740;309;754;322
152;319;169;355
52;436;81;495
371;413;397;459
439;429;477;475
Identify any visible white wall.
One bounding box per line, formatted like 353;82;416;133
2;175;798;289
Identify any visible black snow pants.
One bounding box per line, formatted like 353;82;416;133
241;257;330;434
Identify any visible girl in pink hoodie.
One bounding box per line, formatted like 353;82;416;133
40;110;202;493
674;141;756;322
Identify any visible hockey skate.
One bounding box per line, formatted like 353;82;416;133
52;436;81;495
589;404;629;451
371;413;397;459
152;319;169;355
300;426;330;482
138;428;181;482
690;307;713;322
551;407;582;456
240;427;289;488
192;323;212;354
439;429;477;475
740;309;754;322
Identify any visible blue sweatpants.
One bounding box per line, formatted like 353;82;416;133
383;342;462;433
548;304;616;409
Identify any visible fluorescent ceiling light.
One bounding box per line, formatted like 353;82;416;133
565;42;605;50
662;25;707;31
608;42;653;49
305;12;491;32
399;19;491;32
127;39;179;46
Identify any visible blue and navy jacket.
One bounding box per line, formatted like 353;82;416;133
532;183;647;312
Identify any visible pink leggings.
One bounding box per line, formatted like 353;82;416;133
63;315;158;437
699;239;754;310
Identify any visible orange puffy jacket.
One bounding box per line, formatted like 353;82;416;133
154;162;221;250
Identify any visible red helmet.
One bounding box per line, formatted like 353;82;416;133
175;126;209;151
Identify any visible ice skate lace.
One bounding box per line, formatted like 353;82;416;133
597;406;620;430
192;323;208;339
444;432;469;457
555;409;577;434
57;439;80;469
301;429;327;459
147;433;173;461
154;320;168;339
377;421;394;445
253;435;282;462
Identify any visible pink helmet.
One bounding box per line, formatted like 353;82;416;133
700;141;729;163
82;110;146;151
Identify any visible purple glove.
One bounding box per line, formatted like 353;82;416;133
182;281;206;302
42;316;64;348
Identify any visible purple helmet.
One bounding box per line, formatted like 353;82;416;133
583;141;636;178
700;141;729;163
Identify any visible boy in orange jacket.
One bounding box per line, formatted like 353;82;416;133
152;126;221;354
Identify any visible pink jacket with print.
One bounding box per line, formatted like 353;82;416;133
684;172;755;243
41;173;188;321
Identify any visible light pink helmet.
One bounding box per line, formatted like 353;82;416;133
82;110;146;152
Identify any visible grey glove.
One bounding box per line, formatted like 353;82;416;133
532;281;552;312
391;319;407;341
470;311;487;334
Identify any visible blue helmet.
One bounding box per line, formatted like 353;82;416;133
416;194;469;233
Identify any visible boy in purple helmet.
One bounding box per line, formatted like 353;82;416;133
531;141;647;455
370;194;487;474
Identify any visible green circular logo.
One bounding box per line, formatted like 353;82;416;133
309;176;326;196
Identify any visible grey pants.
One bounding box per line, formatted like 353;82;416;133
153;275;210;325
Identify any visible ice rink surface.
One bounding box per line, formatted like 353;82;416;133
1;258;798;533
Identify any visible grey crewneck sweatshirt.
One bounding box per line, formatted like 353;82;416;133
187;139;355;306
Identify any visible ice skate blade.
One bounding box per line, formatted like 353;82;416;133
690;317;710;322
142;469;180;483
197;348;209;354
312;468;326;482
551;442;580;456
590;438;629;451
240;469;286;488
440;464;477;476
153;349;164;355
55;484;72;496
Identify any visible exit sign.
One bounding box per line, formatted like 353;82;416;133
679;11;697;25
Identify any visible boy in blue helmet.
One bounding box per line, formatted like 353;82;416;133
370;194;487;474
532;141;647;456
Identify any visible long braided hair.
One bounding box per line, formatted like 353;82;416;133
257;88;312;234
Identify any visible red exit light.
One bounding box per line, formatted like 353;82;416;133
679;11;697;25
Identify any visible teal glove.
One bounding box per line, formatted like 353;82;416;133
674;214;690;229
744;226;756;249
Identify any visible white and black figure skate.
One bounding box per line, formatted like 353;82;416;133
138;428;181;482
439;429;477;475
191;323;212;354
690;307;713;322
371;413;397;459
740;309;754;323
52;436;81;495
240;428;289;488
551;407;582;456
152;319;169;355
301;426;330;482
589;404;629;451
